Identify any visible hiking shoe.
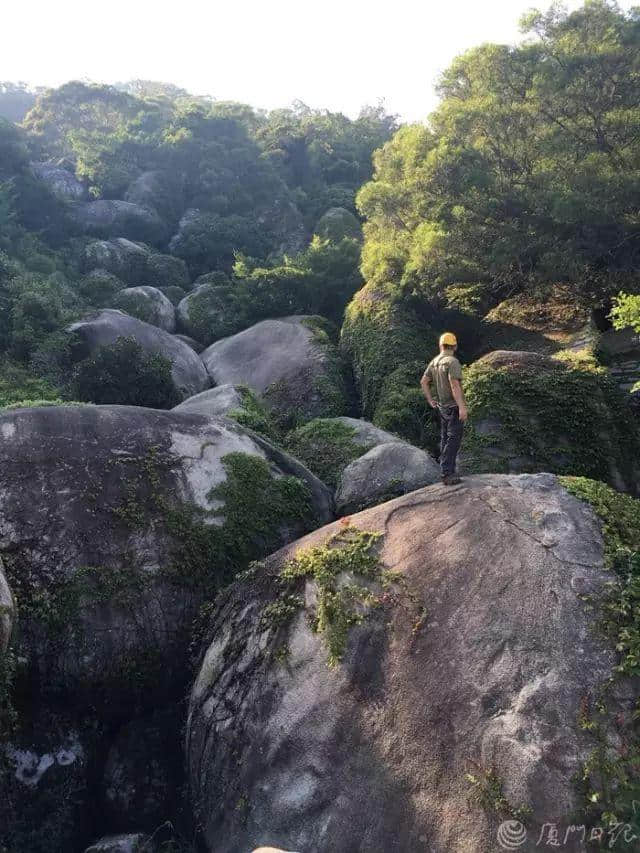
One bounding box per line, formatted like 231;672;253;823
442;474;461;486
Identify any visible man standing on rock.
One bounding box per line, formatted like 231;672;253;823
420;332;468;485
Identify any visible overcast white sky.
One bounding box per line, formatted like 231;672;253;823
4;0;636;121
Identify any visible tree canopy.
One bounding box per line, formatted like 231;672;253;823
358;0;640;311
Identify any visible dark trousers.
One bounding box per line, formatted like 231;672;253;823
439;405;463;477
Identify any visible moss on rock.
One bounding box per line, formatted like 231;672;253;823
226;386;279;440
284;419;369;487
461;356;640;491
340;282;436;419
558;477;640;839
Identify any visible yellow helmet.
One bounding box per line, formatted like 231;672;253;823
439;332;458;347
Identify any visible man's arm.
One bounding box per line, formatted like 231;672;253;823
449;378;468;422
420;371;437;409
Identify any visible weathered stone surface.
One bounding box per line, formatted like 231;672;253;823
67;309;208;400
201;317;347;425
0;404;332;704
173;384;244;418
2;710;94;853
70;200;166;244
111;286;176;332
83;239;151;286
187;473;625;853
31;161;86;200
173;333;203;352
332;416;403;448
85;834;155;853
335;441;440;514
0;559;14;656
125;169;184;225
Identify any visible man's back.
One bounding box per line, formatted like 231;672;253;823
425;352;462;408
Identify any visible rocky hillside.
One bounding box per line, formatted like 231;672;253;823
1;2;640;851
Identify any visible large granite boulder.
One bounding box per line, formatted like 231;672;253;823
335;441;441;513
174;385;275;437
176;282;232;344
83;239;151;286
67;309;208;400
0;560;14;656
201;317;348;427
30;161;86;201
70;200;166;244
0;404;332;707
124;169;184;225
284;416;407;488
111;286;176;332
462;350;640;494
187;473;633;852
173;384;245;418
0;405;331;853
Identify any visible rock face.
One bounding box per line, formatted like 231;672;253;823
67;309;209;400
85;834;155;853
335;441;441;514
83;239;151;286
201;317;348;426
177;282;230;344
31;161;86;200
70;200;166;244
125;169;184;225
173;384;245;418
187;474;625;853
463;349;640;494
0;404;332;705
173;332;203;352
111;286;176;332
0;560;14;656
332;416;402;448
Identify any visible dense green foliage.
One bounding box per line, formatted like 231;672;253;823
226;386;278;439
358;1;640;312
70;337;180;408
558;477;640;840
462;358;640;488
610;292;640;333
284;419;369;486
0;80;389;404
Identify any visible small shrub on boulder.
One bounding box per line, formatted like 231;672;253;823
70;336;180;408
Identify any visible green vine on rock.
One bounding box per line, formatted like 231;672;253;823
263;523;425;667
559;476;640;844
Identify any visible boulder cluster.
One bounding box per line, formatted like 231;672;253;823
1;143;638;853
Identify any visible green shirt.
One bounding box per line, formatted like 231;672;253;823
423;353;463;408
